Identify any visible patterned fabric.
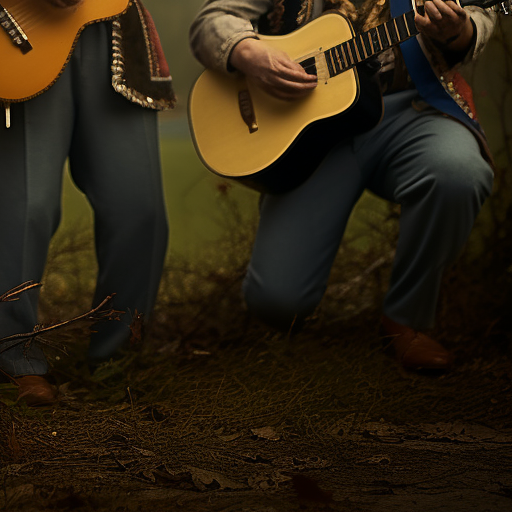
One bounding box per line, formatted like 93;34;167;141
264;0;387;32
112;0;176;111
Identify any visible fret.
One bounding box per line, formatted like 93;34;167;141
355;36;366;61
404;11;418;37
345;40;355;66
349;38;361;63
340;43;350;67
330;48;342;74
403;13;411;37
378;23;391;50
367;29;376;55
373;26;383;52
393;18;400;41
359;34;368;59
325;49;335;77
395;15;409;41
362;32;373;59
335;44;346;69
386;19;399;45
383;22;390;45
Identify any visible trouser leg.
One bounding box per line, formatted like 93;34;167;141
361;91;494;329
0;71;75;375
67;24;168;361
243;141;370;330
243;89;493;331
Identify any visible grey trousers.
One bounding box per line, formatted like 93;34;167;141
0;23;168;375
243;89;494;330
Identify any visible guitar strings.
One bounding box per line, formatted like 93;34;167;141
7;0;57;32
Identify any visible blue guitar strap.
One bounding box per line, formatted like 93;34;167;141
390;0;484;135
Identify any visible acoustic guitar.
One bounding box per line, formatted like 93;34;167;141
0;0;130;105
188;0;509;194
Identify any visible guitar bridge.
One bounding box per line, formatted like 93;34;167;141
0;4;32;54
238;90;258;134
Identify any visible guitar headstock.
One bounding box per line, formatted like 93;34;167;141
460;0;511;14
416;0;511;15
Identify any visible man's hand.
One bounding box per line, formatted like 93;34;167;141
415;0;474;53
46;0;82;8
229;38;317;101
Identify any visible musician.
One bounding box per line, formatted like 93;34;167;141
0;0;175;405
189;0;497;370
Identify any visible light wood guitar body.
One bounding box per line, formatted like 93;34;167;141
0;0;130;102
189;13;383;194
189;0;509;194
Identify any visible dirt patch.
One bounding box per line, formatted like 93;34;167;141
1;289;511;511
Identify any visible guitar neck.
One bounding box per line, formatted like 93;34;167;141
318;10;417;78
310;0;506;79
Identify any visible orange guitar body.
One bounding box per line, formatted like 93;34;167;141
0;0;130;102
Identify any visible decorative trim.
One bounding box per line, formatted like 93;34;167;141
133;0;158;78
439;74;476;120
111;19;172;110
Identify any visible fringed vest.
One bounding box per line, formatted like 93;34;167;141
111;0;176;111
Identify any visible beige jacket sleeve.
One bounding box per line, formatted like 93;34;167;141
189;0;273;72
464;6;498;63
420;6;498;73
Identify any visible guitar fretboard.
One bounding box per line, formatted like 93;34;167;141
301;10;418;77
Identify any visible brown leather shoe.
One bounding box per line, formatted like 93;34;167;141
380;316;452;371
15;375;56;407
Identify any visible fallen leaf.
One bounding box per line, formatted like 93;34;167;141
251;426;281;441
187;466;247;491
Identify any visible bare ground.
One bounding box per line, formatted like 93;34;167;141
1;195;512;512
1;261;511;511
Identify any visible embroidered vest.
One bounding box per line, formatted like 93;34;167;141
111;0;176;111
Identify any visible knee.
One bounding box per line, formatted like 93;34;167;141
428;152;493;205
404;152;493;212
243;271;322;330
